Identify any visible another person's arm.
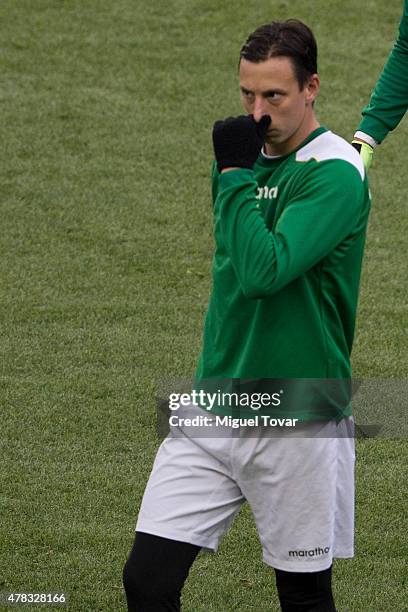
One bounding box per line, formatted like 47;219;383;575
353;1;408;166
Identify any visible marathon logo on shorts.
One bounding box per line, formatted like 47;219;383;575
288;546;330;558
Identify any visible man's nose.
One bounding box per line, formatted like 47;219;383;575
252;98;269;122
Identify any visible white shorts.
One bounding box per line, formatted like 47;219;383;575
136;404;355;572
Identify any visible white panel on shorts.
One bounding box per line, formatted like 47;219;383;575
135;404;355;572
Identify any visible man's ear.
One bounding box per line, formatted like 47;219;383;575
305;73;320;105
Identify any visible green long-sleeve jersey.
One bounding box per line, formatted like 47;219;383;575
195;127;371;421
357;0;408;143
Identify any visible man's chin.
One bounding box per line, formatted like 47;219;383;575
266;130;280;141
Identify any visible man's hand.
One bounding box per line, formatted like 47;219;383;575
351;139;374;171
212;114;271;172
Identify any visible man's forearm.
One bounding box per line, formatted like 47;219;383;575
214;162;366;299
358;15;408;143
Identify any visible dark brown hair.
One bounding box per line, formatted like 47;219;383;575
239;20;318;89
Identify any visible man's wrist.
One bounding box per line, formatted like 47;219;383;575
353;131;378;148
221;167;242;173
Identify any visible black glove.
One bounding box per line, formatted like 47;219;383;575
212;114;271;172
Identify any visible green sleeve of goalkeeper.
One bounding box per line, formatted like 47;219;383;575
357;0;408;143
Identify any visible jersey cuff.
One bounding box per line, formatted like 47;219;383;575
353;131;378;148
218;167;255;187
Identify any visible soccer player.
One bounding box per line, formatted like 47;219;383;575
123;20;371;611
352;1;408;168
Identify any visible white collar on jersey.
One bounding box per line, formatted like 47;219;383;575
261;145;284;159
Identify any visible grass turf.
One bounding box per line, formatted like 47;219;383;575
0;0;407;610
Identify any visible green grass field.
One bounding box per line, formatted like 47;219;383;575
0;1;407;610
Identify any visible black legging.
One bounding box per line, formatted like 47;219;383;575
275;566;336;611
123;532;336;611
123;532;201;611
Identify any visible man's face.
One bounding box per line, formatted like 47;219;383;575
239;56;319;154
